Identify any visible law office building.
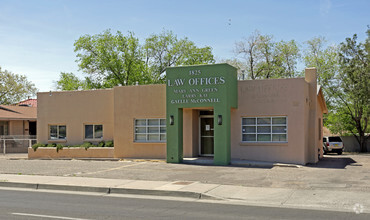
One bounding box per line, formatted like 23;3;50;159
31;64;327;165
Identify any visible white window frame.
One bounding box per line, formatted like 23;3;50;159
134;119;166;143
241;116;287;143
49;125;67;140
84;124;103;140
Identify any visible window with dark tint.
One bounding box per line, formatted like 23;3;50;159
85;124;103;139
328;137;342;142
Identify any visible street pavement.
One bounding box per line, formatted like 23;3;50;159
1;189;368;220
0;153;369;215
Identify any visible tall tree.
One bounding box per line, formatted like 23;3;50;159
235;31;300;79
303;37;339;88
55;72;88;91
74;30;149;88
144;30;215;83
326;29;369;152
275;40;301;78
234;30;262;79
0;67;37;105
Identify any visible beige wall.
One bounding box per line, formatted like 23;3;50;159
9;120;25;135
37;89;114;146
230;78;309;164
113;84;166;159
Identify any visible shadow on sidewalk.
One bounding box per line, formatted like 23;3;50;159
183;157;273;169
307;155;358;169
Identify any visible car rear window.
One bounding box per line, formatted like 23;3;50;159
329;137;342;142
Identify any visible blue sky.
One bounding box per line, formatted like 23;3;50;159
0;0;369;92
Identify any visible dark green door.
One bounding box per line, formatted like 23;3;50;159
200;117;214;156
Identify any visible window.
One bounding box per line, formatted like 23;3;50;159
49;125;66;140
134;119;166;142
0;121;9;136
85;124;103;139
242;117;287;142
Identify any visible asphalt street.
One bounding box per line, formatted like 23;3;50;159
0;188;369;220
0;154;369;192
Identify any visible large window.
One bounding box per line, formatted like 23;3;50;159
134;119;166;142
49;125;66;140
242;117;287;142
85;124;103;139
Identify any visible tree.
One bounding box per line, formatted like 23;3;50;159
0;67;37;105
73;29;215;88
55;72;88;91
144;30;215;83
234;31;262;79
234;31;300;79
74;30;150;88
327;29;369;152
303;36;339;93
275;40;301;78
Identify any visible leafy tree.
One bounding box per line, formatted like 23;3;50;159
275;40;301;78
74;30;150;88
234;31;262;79
326;29;369;152
55;72;88;91
72;29;214;88
144;30;215;83
0;67;37;105
234;31;300;79
303;36;339;95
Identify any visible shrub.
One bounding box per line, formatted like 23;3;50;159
98;141;105;147
81;142;94;150
105;140;114;147
31;143;46;152
56;144;64;152
69;145;81;148
47;143;56;148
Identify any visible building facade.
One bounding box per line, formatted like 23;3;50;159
34;64;327;165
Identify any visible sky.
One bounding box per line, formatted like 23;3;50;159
0;0;369;92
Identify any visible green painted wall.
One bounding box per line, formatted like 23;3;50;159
166;63;237;165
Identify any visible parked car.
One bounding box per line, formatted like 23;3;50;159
323;136;344;155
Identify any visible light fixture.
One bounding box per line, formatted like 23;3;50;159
170;115;174;125
218;115;222;125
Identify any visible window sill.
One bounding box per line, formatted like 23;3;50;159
240;142;288;146
133;141;166;144
48;139;67;143
84;138;103;142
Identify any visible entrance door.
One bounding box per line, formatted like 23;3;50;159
29;121;36;136
200;116;214;156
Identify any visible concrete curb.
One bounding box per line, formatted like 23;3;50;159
0;181;219;200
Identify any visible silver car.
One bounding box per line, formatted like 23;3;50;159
323;136;344;155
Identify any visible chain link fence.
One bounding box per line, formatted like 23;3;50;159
0;135;37;154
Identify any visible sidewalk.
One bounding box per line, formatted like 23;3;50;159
0;173;368;214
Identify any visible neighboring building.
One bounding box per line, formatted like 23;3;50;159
34;64;327;165
0;104;37;153
0;105;37;136
14;98;38;107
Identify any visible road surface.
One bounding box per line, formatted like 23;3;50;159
0;188;368;220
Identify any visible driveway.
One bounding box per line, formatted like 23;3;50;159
0;153;369;192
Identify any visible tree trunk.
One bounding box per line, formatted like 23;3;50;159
360;135;368;153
